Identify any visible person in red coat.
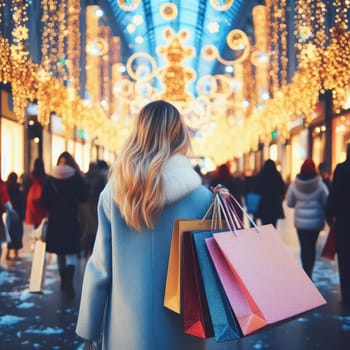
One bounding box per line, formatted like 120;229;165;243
25;158;48;229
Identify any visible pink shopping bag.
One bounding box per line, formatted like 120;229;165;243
205;237;267;335
212;224;326;326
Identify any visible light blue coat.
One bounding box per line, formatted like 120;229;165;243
76;155;213;350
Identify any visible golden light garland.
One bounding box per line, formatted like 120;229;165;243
10;0;36;123
57;0;67;80
0;1;11;84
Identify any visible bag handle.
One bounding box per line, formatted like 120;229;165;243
213;185;260;233
83;340;97;350
201;192;226;230
202;184;260;234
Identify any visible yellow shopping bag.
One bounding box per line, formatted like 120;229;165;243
164;219;214;313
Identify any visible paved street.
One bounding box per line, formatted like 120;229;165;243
1;206;350;350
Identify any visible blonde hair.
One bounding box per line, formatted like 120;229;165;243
111;100;191;231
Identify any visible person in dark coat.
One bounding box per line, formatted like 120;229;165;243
255;159;286;227
41;151;88;297
5;172;26;259
80;161;107;257
326;143;350;307
0;179;18;267
25;158;48;229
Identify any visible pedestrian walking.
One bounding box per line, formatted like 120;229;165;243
0;178;18;268
25;158;48;229
326;143;350;307
41;151;88;297
286;158;329;279
76;100;213;350
80;161;107;257
5;172;25;259
255;159;286;227
318;162;332;192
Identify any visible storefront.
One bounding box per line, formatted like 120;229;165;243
289;118;308;181
331;111;350;171
0;90;25;180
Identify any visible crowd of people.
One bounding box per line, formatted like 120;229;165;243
0;153;109;297
0;100;349;349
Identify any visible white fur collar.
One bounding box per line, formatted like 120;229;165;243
162;154;202;204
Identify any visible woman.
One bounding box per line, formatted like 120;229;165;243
255;159;286;227
25;158;48;229
41;151;88;297
286;158;329;279
76;100;213;349
5;172;25;259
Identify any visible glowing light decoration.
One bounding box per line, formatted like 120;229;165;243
126;52;157;82
1;1;350;163
202;29;250;65
210;0;233;11
117;0;140;11
157;29;196;102
160;3;178;20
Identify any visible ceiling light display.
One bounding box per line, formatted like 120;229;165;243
160;3;178;20
207;22;220;33
126;52;157;82
86;38;108;56
210;0;233;11
117;0;140;11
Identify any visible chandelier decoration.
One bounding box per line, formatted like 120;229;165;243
157;29;195;102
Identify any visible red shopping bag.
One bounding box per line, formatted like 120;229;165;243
321;225;336;260
182;231;213;338
212;224;326;326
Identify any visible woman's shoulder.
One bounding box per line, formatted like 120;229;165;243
179;185;213;209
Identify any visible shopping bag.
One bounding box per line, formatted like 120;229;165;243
29;218;48;293
0;213;10;242
205;237;267;335
212;224;327;326
183;231;213;339
321;225;336;260
29;239;46;293
164;219;214;313
192;230;242;341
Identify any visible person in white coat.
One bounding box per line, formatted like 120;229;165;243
286;158;329;279
76;100;213;350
